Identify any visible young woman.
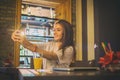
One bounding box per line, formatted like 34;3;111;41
11;19;76;69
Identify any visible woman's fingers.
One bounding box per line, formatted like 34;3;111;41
11;30;27;44
11;30;22;42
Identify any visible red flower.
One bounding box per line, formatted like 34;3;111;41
112;51;120;64
98;52;113;67
112;59;120;64
116;51;120;59
99;42;120;67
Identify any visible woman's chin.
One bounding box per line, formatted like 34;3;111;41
54;39;61;42
54;38;58;41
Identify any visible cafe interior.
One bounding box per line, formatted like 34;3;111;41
0;0;120;80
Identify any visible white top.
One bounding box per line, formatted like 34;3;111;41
37;42;74;70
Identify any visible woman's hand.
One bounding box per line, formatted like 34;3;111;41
11;30;26;44
11;30;34;51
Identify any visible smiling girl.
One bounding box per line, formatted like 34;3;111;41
11;19;76;69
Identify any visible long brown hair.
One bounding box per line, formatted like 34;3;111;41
55;19;76;61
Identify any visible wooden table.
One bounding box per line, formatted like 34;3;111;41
18;69;120;80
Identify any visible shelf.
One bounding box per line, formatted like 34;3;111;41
20;10;55;66
21;15;56;27
20;55;33;57
26;35;53;42
21;14;57;20
21;19;43;26
26;35;53;38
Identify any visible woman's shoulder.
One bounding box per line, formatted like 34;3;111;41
44;41;56;45
65;46;74;50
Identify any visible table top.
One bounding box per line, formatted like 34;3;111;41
1;67;120;80
19;69;120;80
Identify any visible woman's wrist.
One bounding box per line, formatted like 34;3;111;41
32;45;43;57
21;39;37;52
33;45;37;52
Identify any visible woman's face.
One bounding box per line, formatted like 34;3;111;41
53;23;64;41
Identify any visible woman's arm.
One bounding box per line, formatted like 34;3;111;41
21;39;58;60
23;41;58;60
35;46;58;60
11;30;58;60
21;38;37;52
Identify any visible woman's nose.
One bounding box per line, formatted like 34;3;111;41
54;31;56;35
53;30;56;34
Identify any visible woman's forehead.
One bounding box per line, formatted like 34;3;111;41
54;23;63;28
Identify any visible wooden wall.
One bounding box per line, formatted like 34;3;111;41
0;0;21;67
55;0;71;23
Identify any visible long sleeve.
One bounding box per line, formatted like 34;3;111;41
56;46;74;67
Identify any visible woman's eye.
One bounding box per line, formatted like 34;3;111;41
57;29;61;31
53;29;60;32
57;29;60;31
